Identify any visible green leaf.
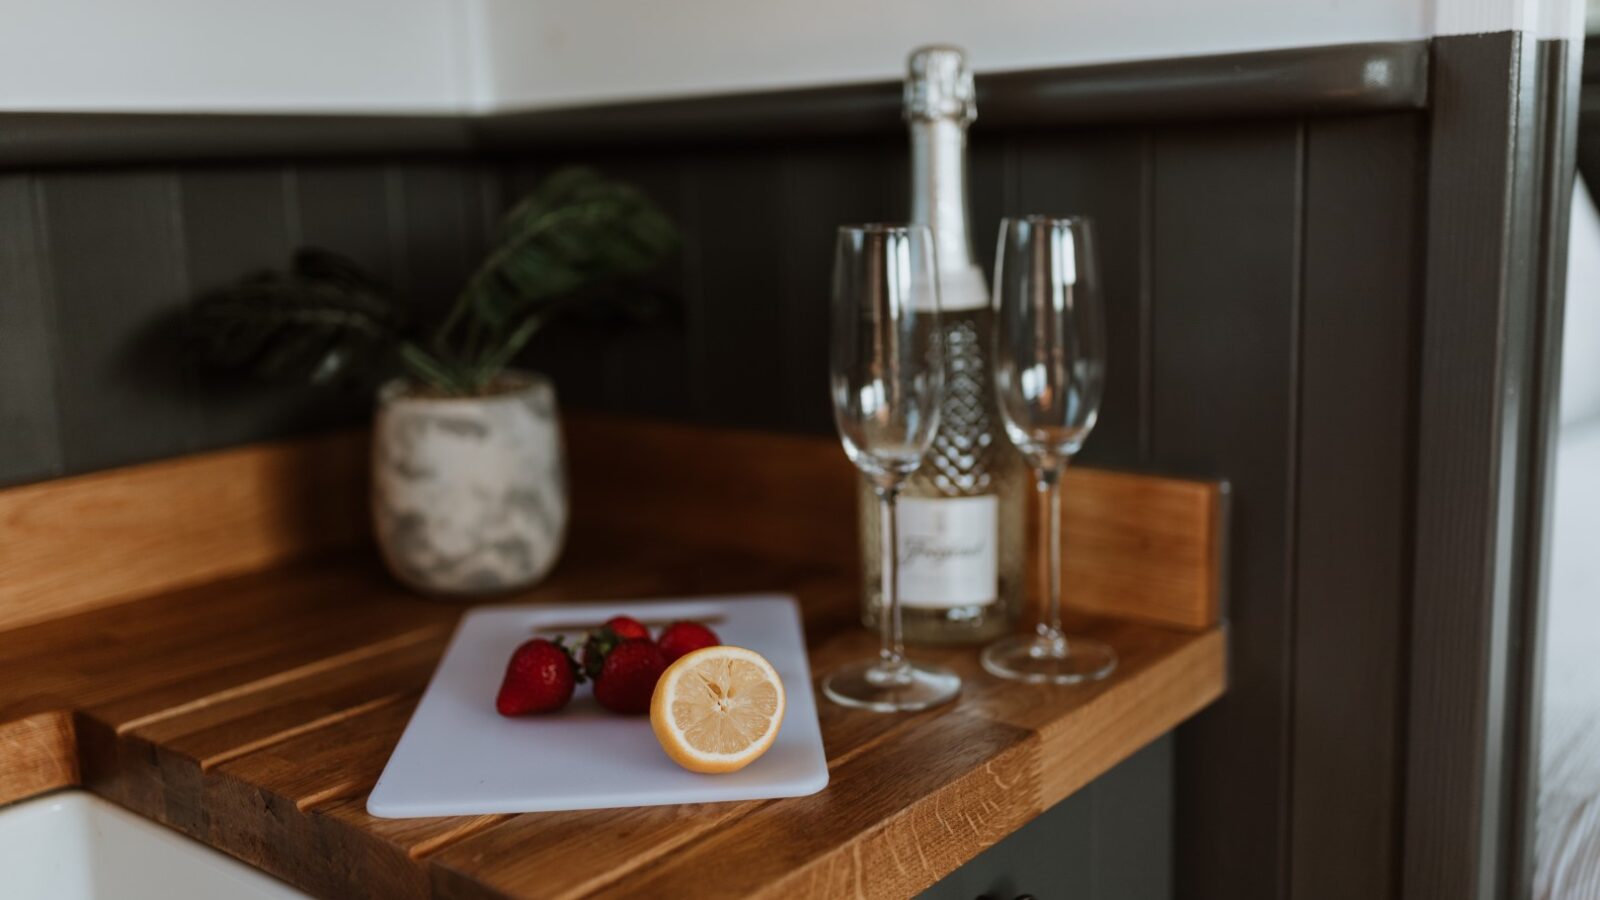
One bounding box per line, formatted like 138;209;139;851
188;168;679;398
189;249;407;387
447;167;678;349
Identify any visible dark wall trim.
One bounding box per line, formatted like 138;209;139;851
0;114;474;170
0;40;1428;169
1403;32;1577;900
483;41;1428;148
977;40;1428;126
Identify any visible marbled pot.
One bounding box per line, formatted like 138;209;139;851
372;372;568;596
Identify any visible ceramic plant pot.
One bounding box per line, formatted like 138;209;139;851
372;371;568;595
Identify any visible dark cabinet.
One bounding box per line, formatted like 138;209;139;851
921;735;1171;900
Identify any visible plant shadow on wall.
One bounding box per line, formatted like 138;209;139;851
187;166;680;596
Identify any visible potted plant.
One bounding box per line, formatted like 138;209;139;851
191;167;677;595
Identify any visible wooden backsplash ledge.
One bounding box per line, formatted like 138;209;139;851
0;431;370;632
0;415;1226;634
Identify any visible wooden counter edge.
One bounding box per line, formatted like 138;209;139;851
755;630;1228;900
0;416;1231;897
0;623;1227;900
0;710;77;804
1028;627;1226;808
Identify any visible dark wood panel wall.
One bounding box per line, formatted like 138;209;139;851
0;115;1423;900
5;38;1557;900
0;162;495;480
507;113;1424;900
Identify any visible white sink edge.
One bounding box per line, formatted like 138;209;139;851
0;790;309;900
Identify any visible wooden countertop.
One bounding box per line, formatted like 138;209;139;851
0;417;1227;899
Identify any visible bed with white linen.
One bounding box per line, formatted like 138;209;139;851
1537;178;1600;900
1538;419;1600;900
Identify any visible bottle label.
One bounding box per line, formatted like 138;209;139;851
896;494;998;609
915;264;988;312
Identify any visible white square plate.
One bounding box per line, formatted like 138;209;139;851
367;594;828;817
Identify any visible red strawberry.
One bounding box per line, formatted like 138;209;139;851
657;620;720;663
604;615;650;641
581;617;652;680
496;637;579;716
592;639;667;714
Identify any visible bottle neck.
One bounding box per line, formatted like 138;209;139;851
910;117;987;312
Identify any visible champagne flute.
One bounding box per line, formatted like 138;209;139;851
824;224;961;712
981;216;1117;684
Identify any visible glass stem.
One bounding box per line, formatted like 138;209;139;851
877;485;908;674
1038;464;1067;646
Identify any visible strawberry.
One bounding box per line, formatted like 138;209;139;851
581;616;652;680
496;637;579;716
657;620;720;663
592;639;667;714
604;615;650;641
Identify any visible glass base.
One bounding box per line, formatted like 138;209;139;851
980;634;1117;684
822;658;962;712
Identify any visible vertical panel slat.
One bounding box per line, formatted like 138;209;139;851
491;157;616;411
1149;122;1301;900
475;162;505;244
674;160;709;422
1290;112;1420;900
382;165;410;299
1138;132;1156;462
779;139;900;433
518;327;619;412
1012;130;1148;466
1507;39;1581;899
0;176;63;485
398;163;485;329
968;134;1013;281
684;152;787;429
1404;33;1550;900
502;160;548;199
592;152;698;421
517;318;615;411
41;170;191;473
179;167;302;449
292;163;397;428
295;165;395;281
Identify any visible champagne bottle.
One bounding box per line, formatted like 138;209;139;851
858;46;1025;646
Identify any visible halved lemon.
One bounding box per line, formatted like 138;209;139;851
650;645;785;774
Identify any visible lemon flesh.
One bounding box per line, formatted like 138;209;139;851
651;646;785;774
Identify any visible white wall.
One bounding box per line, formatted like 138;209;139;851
0;0;478;113
478;0;1426;110
476;0;1583;111
0;0;1583;114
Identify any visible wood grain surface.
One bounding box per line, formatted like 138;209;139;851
0;417;1227;899
0;711;75;801
0;430;369;632
0;416;1223;635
